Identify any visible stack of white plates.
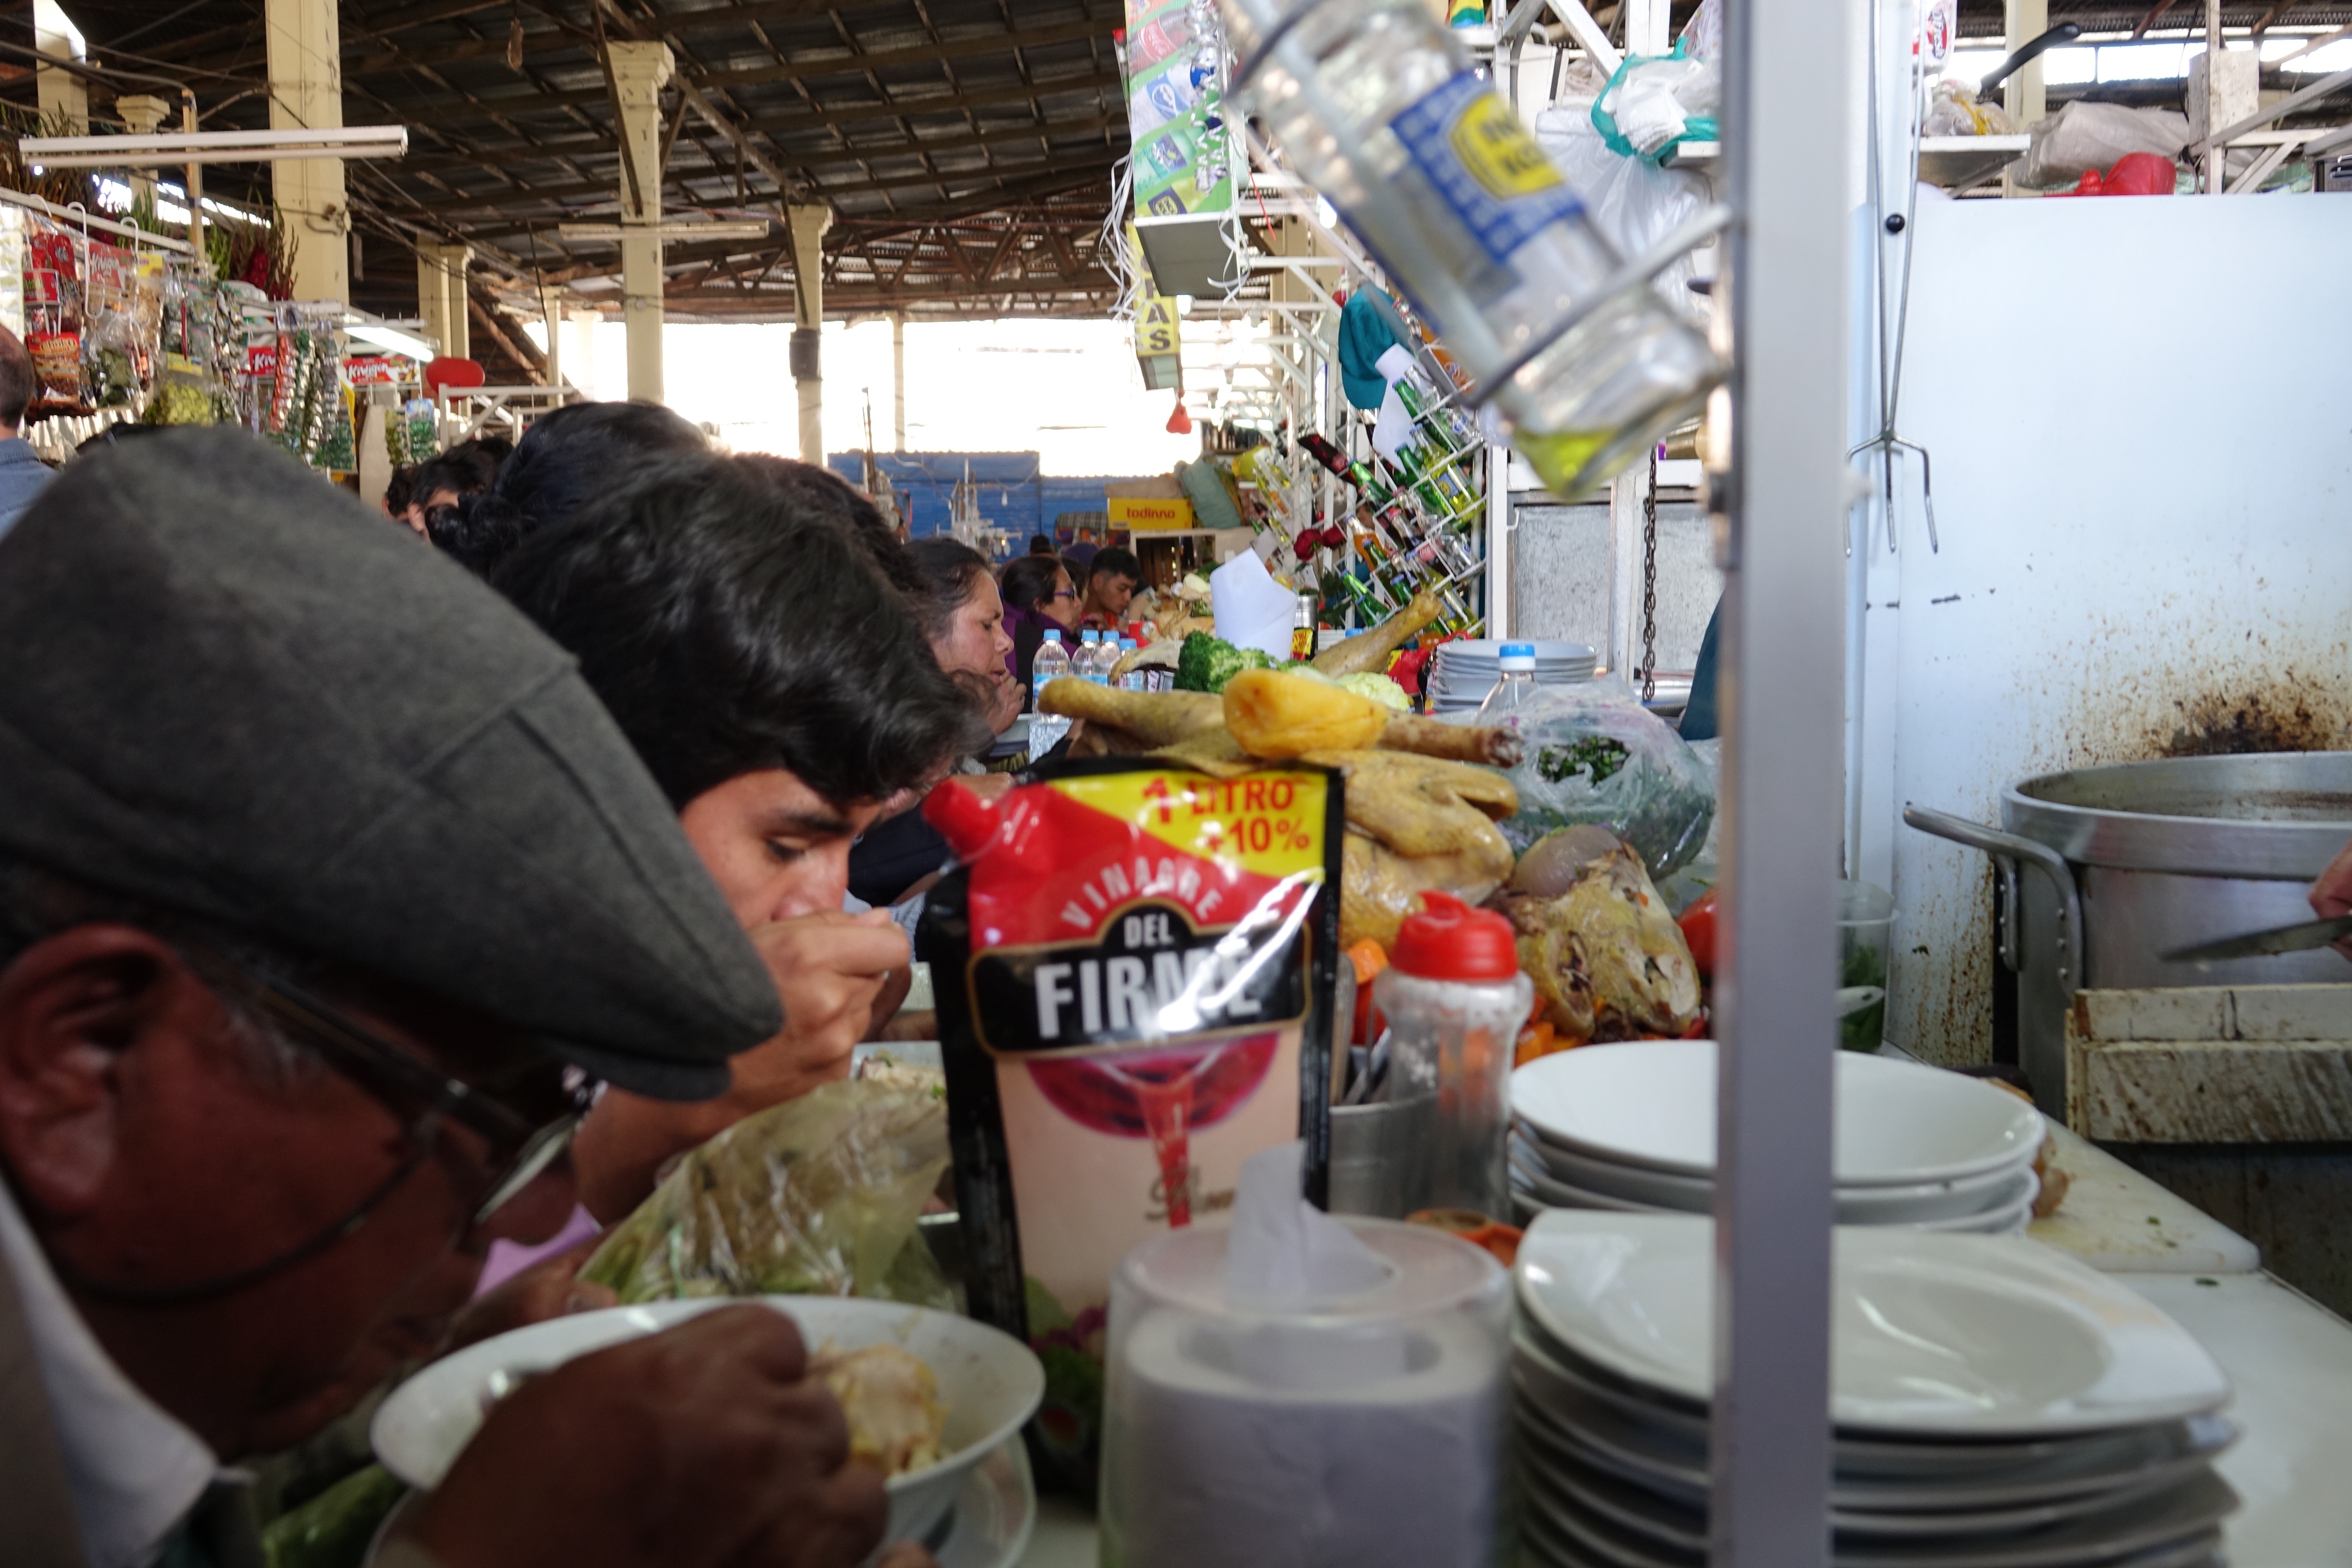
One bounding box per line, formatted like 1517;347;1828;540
1513;1212;2239;1568
1510;1041;2046;1235
1427;639;1598;714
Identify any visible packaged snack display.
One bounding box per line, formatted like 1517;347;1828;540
917;756;1344;1492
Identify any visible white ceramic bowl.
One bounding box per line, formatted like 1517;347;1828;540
1513;1158;1669;1213
372;1297;1045;1551
1513;1041;2044;1187
1905;1167;2039;1234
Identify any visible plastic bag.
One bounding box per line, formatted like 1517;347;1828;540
1489;681;1716;878
2019;102;2189;189
1922;82;2017;138
579;1078;954;1309
1534;105;1712;321
1590;51;1720;164
1651;737;1721;913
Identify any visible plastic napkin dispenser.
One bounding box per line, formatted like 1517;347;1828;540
1099;1143;1511;1568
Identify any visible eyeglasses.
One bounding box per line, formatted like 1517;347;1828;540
1050;588;1078;600
220;963;596;1225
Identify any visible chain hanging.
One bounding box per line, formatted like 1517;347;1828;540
1637;445;1660;703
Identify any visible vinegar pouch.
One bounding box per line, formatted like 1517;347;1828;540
917;757;1344;1494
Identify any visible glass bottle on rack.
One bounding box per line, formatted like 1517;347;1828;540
1220;0;1723;501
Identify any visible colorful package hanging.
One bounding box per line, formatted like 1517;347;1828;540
917;756;1343;1494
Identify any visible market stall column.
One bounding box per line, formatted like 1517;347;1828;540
33;0;85;136
116;96;170;209
416;242;471;361
608;41;676;404
266;0;349;304
789;203;833;464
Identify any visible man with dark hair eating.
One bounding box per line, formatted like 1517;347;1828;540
0;431;924;1568
0;324;54;538
494;451;989;1222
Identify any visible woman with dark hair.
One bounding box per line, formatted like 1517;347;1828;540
426;400;706;575
996;551;1078;702
846;537;1019;909
495;451;990;1221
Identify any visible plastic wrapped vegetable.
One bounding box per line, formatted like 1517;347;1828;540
579;1078;953;1308
1487;682;1715;878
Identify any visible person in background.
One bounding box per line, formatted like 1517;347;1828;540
2312;836;2352;960
1678;598;1722;741
428;402;704;576
403;438;508;534
383;463;420;530
494;452;989;1224
739;454;928;605
848;538;1019;911
0;325;53;541
997;552;1079;703
1027;532;1056;555
1077;544;1142;634
0;430;922;1568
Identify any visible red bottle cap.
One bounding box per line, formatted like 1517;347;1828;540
1390;891;1520;982
922;777;1005;859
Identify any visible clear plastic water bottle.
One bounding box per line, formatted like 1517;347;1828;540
1029;630;1073;753
1078;628;1108;685
1119;637;1146;691
1218;0;1722;502
1476;643;1540;720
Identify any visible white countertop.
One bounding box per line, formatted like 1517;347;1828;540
1014;1130;2343;1568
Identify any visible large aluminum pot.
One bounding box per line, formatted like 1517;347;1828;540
1907;752;2352;1118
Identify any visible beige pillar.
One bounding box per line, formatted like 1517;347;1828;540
416;242;470;361
567;309;601;399
2000;0;2047;197
266;0;349;303
33;1;86;135
891;312;907;452
116;95;169;209
608;42;674;404
788;203;833;462
538;283;565;391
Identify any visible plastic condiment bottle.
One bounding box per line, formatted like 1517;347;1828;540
1475;642;1540;720
1374;892;1532;1222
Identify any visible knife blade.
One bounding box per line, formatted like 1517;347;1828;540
2162;914;2352;964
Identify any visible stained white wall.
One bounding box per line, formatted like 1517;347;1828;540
1860;194;2352;1064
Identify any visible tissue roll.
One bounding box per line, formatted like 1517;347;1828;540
1102;1308;1507;1567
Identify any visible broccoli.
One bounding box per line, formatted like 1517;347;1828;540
1174;631;1277;694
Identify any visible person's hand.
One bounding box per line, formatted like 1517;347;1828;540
405;1306;897;1568
983;670;1023;735
737;909;910;1104
442;1234;616;1354
2311;837;2352;959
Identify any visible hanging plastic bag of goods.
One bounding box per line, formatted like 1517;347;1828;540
1218;0;1723;502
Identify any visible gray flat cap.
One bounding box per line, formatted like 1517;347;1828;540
0;428;780;1100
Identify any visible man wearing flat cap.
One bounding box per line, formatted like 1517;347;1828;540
0;430;934;1568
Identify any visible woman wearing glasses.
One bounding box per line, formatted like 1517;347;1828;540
995;552;1080;709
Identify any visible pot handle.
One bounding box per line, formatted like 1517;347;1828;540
1902;805;2082;993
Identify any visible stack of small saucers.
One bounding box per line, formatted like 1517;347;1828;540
1512;1211;2239;1568
1426;639;1597;713
1510;1041;2045;1234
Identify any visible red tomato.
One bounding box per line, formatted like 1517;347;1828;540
1677;889;1718;977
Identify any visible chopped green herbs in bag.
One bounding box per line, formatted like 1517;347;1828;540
579;1079;952;1308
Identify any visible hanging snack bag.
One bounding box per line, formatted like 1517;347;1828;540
23;225;86;414
918;756;1344;1494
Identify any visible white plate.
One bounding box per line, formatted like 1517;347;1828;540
372;1297;1045;1553
1516;1214;2230;1436
1514;1328;2236;1510
1513;1042;2045;1187
1512;1157;2036;1236
1522;1453;2231;1568
1514;1125;2035;1225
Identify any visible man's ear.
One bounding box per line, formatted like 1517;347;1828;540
0;926;193;1218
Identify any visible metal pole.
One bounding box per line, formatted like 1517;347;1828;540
1485;445;1512;639
1711;0;1850;1553
607;41;674;404
789;203;834;463
2205;0;2226;194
